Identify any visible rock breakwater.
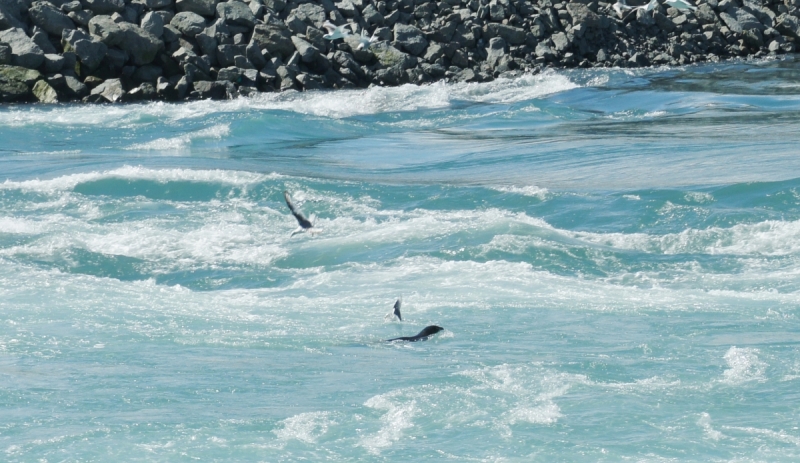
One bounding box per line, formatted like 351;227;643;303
0;0;798;102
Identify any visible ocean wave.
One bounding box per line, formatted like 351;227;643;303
0;71;579;128
1;166;279;192
125;124;231;151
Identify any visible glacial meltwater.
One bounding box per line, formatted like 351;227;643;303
3;58;800;461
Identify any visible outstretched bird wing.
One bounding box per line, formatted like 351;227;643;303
284;191;313;229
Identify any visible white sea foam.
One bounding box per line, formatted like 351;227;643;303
273;411;334;444
720;346;767;385
126;124;231;151
359;395;417;454
571;218;800;257
1;166;278;192
697;412;726;441
0;72;579;129
0;217;43;234
492;185;550;199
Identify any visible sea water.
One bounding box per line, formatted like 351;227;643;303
2;57;800;461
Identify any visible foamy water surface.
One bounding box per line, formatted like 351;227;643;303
2;59;800;461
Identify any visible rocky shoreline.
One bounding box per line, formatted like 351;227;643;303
0;0;798;103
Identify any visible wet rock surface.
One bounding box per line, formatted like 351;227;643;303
0;0;797;102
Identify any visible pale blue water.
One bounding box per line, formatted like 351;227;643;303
2;58;800;461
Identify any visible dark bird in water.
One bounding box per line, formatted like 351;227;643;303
387;325;443;342
385;298;402;321
283;190;320;236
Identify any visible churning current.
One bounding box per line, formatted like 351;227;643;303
2;58;800;461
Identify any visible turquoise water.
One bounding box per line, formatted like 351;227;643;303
2;58;800;461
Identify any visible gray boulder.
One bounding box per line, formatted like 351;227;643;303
371;41;415;69
289;3;325;28
31;30;57;54
62;74;89;98
216;1;255;28
89;16;164;65
170;11;207;37
140;0;173;8
192;80;229;99
485;36;506;68
775;14;800;38
720;7;764;33
291;35;318;63
263;0;285;12
0;65;40;101
551;32;570;53
29;1;75;37
216;43;245;66
483;23;526;45
0;43;10;65
566;2;606;29
176;0;218;17
393;23;427;56
63;29;108;70
32;79;58;102
80;0;125;14
251;23;294;57
141;11;164;38
0;3;28;32
43;53;65;72
362;4;383;25
0;28;45;69
90;78;124;102
68;10;93;27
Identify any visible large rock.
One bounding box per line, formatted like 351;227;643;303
393;23;427;56
775;13;800;38
289;2;326;28
216;0;255;28
32;79;58;102
90;78;124;102
80;0;125;14
251;23;294;57
719;7;765;33
485;36;506;67
0;28;44;69
483;23;526;45
0;65;40;101
192;79;229;99
566;2;606;29
42;53;65;72
29;1;75;37
0;3;28;32
371;41;415;69
141;11;164;38
291;35;318;63
0;43;10;64
141;0;173;8
176;0;219;17
170;11;207;37
63;29;108;70
89;16;164;65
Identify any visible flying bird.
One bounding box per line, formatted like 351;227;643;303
612;0;633;17
356;29;380;50
283;190;319;237
384;298;402;321
664;0;697;11
322;21;354;40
